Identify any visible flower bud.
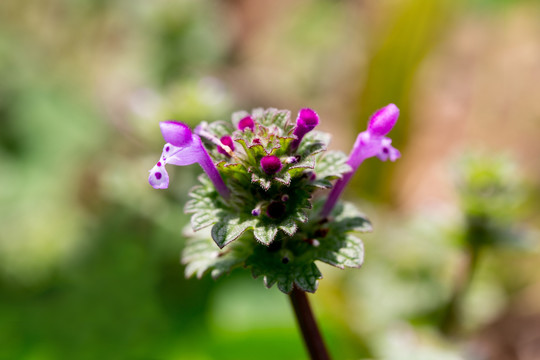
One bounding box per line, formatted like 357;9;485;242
260;155;283;175
217;135;235;156
291;108;319;150
238;115;255;131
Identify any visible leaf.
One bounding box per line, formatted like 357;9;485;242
271;136;295;157
206;120;234;138
190;208;221;231
259;108;291;130
182;235;249;279
247;246;322;293
211;215;256;248
253;223;278;245
279;218;298;236
315;151;352;180
297;131;330;158
251;172;272;191
185;183;224;231
274;171;291;186
293;262;322;293
315;233;364;269
331;202;372;233
311;179;333;189
288;157;315;171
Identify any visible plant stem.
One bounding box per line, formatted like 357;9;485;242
288;286;331;360
440;243;481;335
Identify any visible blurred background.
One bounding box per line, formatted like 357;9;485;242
1;0;539;359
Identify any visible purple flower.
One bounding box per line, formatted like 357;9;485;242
238;116;255;132
148;121;230;199
320;104;400;218
217;135;235;157
290;108;319;150
260;155;283;175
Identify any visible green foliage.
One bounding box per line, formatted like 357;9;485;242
455;153;528;249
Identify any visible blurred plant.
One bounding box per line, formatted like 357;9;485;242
440;152;528;335
148;105;400;359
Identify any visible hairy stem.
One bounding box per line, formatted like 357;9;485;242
288;287;331;360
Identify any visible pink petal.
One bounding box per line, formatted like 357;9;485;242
148;164;170;189
368;104;399;137
160;121;193;147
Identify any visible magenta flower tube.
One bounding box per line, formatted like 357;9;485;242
320;104;400;218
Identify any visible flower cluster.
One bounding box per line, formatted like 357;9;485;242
149;105;400;293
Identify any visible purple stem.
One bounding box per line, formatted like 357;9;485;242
289;287;331;360
320;169;357;219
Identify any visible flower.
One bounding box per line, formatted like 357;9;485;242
290;108;319;150
148;121;230;199
320;104;400;218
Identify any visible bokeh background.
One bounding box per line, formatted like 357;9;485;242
1;0;539;359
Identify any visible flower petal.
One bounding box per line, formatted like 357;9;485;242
160;121;193;147
291;108;319;149
148;163;170;189
377;138;401;162
368;104;399;137
296;108;319;132
164;140;203;167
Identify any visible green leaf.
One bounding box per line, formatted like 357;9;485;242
253;223;278;245
247;246;322;293
271;136;295;157
293;262;322;293
182;235;249;279
297;131;330;158
251;172;272;191
330;202;372;233
185;183;224;231
315;151;352;180
274;171;291;186
190;208;221;231
279;218;298;236
315;233;364;269
206;120;234;138
311;179;333;189
259;108;292;130
211;215;256;248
